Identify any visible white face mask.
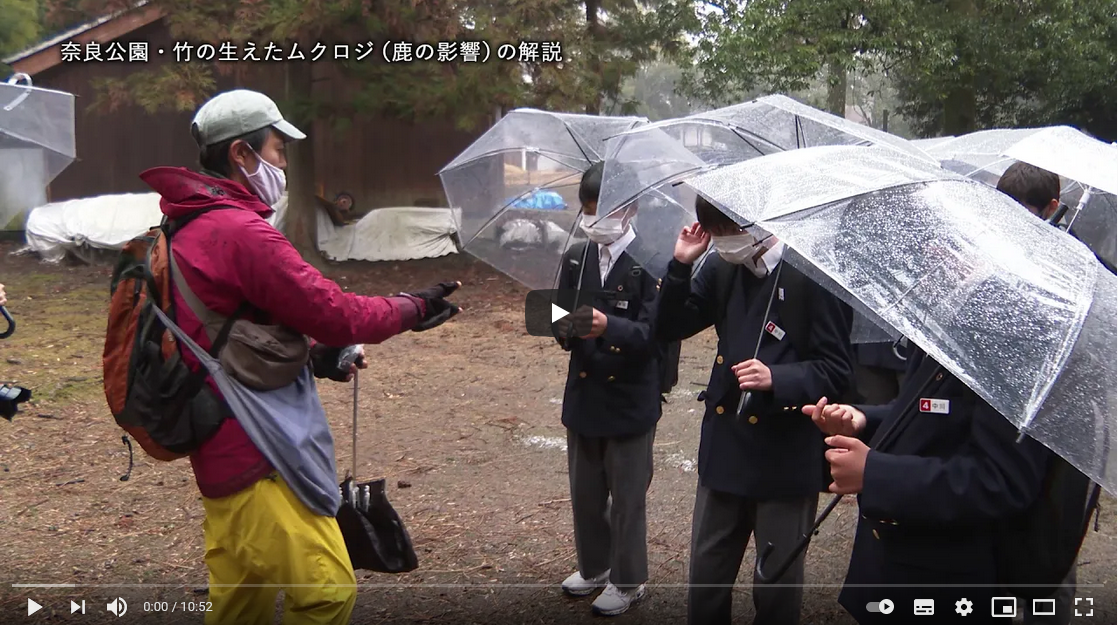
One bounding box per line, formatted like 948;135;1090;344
580;213;629;245
711;228;777;276
239;147;286;206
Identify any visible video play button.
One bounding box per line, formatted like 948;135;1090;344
879;599;894;614
27;599;42;615
524;290;594;338
551;303;569;324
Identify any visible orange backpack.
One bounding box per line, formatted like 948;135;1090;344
103;210;242;461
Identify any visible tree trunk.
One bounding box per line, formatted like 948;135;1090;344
281;57;322;264
585;0;602;115
942;83;976;135
826;60;847;117
942;0;977;135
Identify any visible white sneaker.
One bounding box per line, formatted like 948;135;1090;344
561;569;610;597
591;582;647;616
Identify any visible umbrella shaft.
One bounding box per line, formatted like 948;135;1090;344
737;262;784;418
352;370;359;479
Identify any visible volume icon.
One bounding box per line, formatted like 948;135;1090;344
106;597;127;617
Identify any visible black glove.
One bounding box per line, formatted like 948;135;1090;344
552;306;593;340
310;344;354;382
407;281;462;332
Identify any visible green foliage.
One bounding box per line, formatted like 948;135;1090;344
890;0;1116;140
49;0;697;130
611;60;715;120
0;0;42;59
684;1;882;109
686;0;1117;139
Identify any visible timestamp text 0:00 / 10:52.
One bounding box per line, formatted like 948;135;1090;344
144;601;214;612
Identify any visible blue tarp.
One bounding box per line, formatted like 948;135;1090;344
506;190;567;211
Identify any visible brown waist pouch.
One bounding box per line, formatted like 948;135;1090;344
170;253;309;391
220;321;310;390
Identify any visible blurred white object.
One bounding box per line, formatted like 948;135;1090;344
24;192;163;263
316;205;460;262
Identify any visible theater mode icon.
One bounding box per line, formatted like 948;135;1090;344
1032;598;1056;617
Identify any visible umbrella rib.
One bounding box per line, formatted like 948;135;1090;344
562;122;597;164
727;128;769;157
440;147;588;175
460;169;585;248
551;204;589;291
595;165;707;224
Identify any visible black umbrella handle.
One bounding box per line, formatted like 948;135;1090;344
754;361;945;584
0;306;14;339
755;493;843;583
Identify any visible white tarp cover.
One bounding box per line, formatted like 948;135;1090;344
24;192;163;263
316;205;460;262
23;191;460;264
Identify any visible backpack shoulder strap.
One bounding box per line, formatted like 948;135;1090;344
168;252;226;340
162;206;250;356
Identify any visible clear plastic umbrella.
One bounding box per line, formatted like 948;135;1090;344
926;126;1118;271
597;93;935;217
0;73;76;229
686;144;1117;495
438;108;645;290
595;94;934;289
593;126;712;279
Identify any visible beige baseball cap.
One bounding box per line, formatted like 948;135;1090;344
190;89;306;147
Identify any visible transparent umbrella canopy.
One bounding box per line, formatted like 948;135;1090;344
687;144;1117;494
926;126;1118;271
596;94;934;332
438;108;645;290
0;73;76;229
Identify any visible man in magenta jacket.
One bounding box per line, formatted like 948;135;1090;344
141;89;460;625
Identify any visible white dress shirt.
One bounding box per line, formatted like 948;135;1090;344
744;241;786;278
598;227;637;285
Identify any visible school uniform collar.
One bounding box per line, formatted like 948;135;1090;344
745;240;786;278
600;226;636;261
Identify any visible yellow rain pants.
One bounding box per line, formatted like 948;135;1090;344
201;474;356;625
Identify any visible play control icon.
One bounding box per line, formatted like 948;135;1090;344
866;599;894;615
551;303;569;324
524;290;593;337
27;599;42;616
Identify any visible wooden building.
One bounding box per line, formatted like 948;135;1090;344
3;3;484;211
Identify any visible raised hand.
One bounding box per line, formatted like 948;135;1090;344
674;222;711;264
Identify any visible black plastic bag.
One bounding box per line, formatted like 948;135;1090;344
336;476;419;573
333;363;419;573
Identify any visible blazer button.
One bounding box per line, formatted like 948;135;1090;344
935;372;944;381
579;371;587;378
748;415;758;424
617;285;624;291
715;406;725;415
607;376;616;382
872;529;881;540
716;355;724;364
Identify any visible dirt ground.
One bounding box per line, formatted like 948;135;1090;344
0;241;1115;624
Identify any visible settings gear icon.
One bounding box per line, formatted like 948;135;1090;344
955;598;974;616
